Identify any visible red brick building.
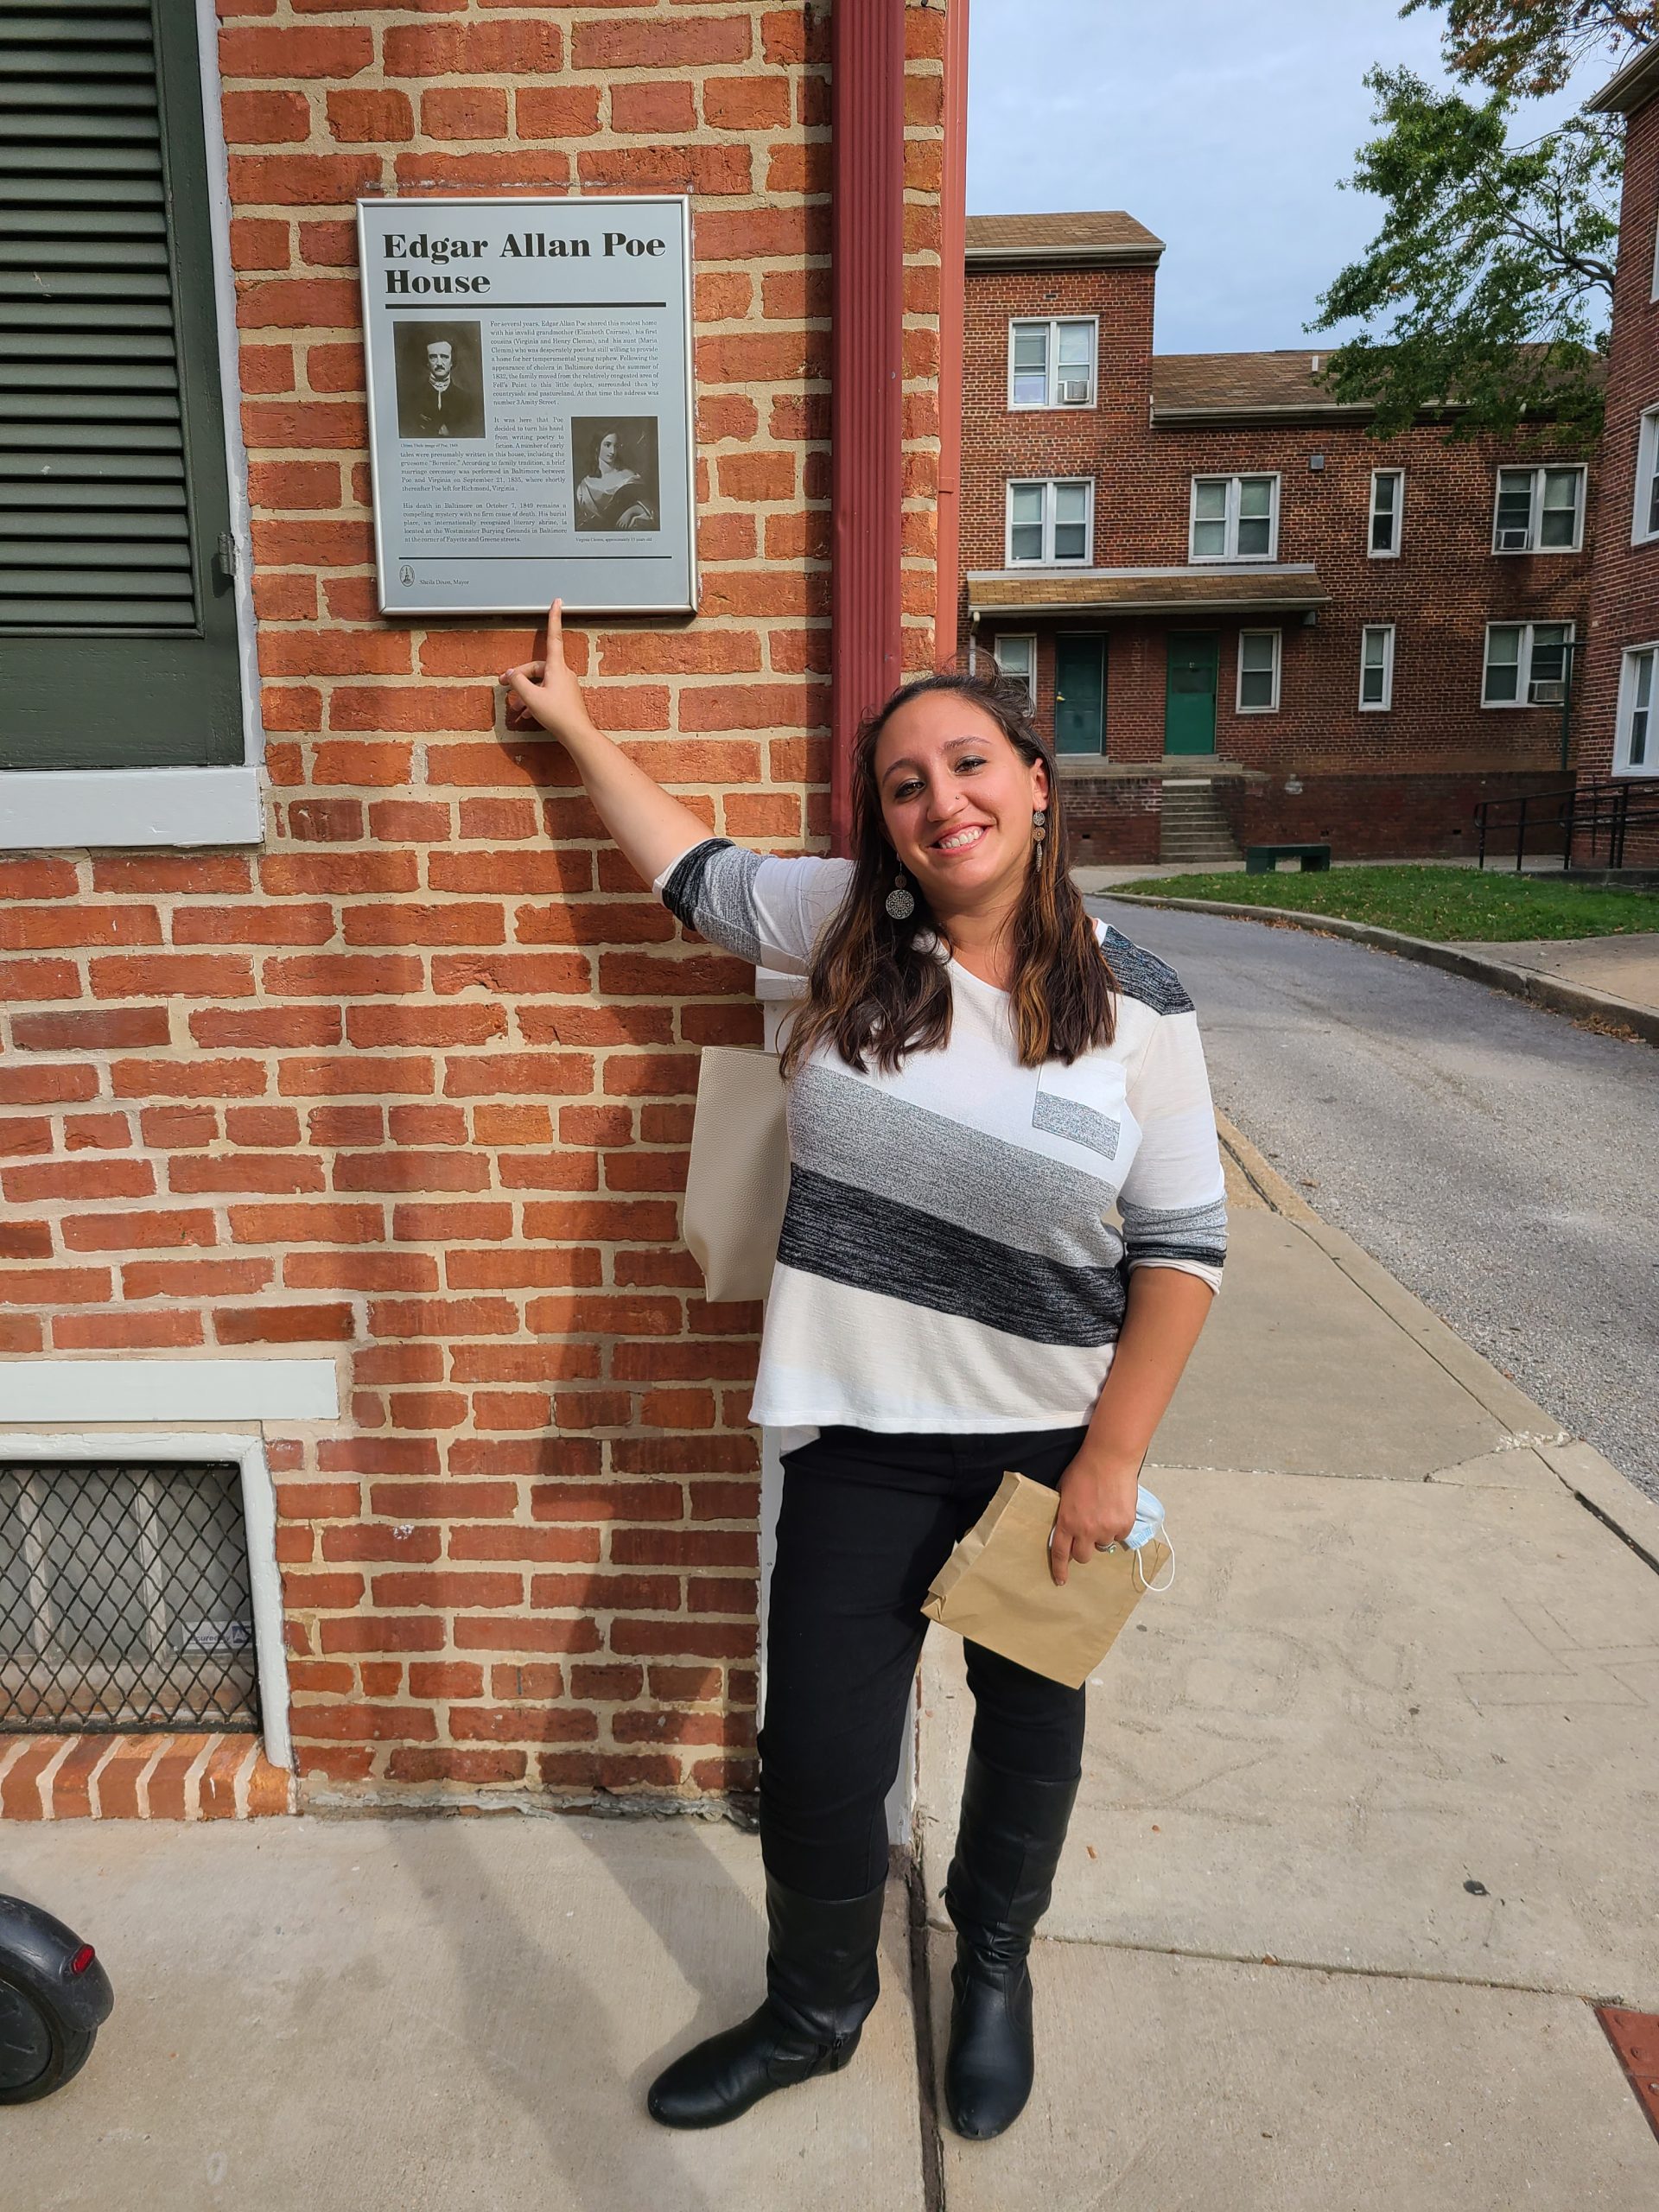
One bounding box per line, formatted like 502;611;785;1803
1580;46;1659;865
959;213;1597;865
0;1;960;1821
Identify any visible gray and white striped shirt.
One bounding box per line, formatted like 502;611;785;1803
657;837;1226;1436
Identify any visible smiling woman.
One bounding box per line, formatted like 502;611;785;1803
500;615;1227;2141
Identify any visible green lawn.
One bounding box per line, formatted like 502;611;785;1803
1111;864;1659;942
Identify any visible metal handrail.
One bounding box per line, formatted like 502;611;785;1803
1475;775;1659;873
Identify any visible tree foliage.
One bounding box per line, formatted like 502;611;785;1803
1404;0;1655;97
1310;67;1619;441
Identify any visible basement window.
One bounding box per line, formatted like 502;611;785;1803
0;1460;259;1732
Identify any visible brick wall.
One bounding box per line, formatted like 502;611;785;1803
1580;89;1659;862
961;256;1595;857
0;1;948;1809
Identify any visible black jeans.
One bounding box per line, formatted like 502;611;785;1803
759;1423;1090;1899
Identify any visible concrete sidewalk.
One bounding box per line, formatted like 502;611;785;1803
918;1129;1659;2206
1459;929;1659;1020
5;1129;1657;2208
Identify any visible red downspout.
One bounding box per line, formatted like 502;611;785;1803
830;0;906;857
934;0;969;672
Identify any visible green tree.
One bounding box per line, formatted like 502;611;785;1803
1309;68;1618;441
1405;0;1654;97
1310;4;1659;442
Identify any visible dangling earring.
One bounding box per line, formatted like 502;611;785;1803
1032;806;1049;848
884;862;915;920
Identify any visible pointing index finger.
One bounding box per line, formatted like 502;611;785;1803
543;596;563;669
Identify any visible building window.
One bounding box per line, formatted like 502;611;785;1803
1483;621;1573;705
1632;409;1659;543
1;0;245;778
1191;474;1278;563
1359;624;1395;710
1007;318;1097;409
1369;470;1403;557
1651;211;1659;302
1615;645;1657;772
1236;629;1281;712
1007;479;1093;566
993;633;1036;702
1491;466;1586;553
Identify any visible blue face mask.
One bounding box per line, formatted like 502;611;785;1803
1125;1484;1165;1551
1124;1485;1175;1593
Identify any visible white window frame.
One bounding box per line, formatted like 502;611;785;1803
1006;316;1098;410
992;632;1037;702
1236;628;1281;714
1614;642;1659;774
1005;477;1094;567
1491;464;1586;555
1650;211;1659;302
1369;468;1404;558
0;0;264;853
0;1416;326;1777
1631;406;1659;544
1189;474;1280;563
1481;620;1575;708
1358;623;1395;711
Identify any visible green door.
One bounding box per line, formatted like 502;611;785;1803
1054;633;1106;755
1165;632;1218;755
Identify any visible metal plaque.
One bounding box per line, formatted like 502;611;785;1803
357;194;697;617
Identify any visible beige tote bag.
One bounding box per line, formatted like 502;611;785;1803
680;1046;791;1304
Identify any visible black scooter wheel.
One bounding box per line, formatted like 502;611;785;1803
0;1972;97;2104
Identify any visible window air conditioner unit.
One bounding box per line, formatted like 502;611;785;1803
1057;378;1090;404
1529;679;1566;705
1497;527;1532;550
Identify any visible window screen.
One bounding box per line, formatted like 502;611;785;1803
0;1459;259;1732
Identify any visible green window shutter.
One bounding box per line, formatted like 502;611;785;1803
1;0;244;771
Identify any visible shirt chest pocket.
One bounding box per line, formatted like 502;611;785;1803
1030;1060;1132;1169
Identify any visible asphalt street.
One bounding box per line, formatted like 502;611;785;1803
1091;897;1659;1500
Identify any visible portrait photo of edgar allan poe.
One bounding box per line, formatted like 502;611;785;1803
571;417;659;531
394;321;486;441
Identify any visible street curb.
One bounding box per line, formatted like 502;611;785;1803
1213;1112;1659;1554
1213;1113;1549;1437
1105;892;1659;1047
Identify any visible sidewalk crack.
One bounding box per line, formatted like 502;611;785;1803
905;1851;947;2212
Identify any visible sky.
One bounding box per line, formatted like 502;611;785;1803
967;0;1594;357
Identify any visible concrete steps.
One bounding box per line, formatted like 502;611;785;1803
1160;778;1240;866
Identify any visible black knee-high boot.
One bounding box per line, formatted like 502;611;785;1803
943;1749;1079;2140
646;1870;887;2129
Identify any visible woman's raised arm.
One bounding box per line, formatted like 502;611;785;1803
501;600;712;888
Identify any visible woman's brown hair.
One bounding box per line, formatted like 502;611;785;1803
778;669;1117;1077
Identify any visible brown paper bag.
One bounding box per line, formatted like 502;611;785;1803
921;1471;1170;1691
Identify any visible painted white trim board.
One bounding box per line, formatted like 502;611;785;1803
0;1359;340;1424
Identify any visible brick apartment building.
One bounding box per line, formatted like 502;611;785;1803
959;213;1597;866
1580;44;1659;865
0;1;962;1820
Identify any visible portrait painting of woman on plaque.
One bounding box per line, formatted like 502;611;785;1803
571;417;660;531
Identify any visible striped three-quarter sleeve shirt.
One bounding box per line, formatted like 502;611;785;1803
655;836;1227;1438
